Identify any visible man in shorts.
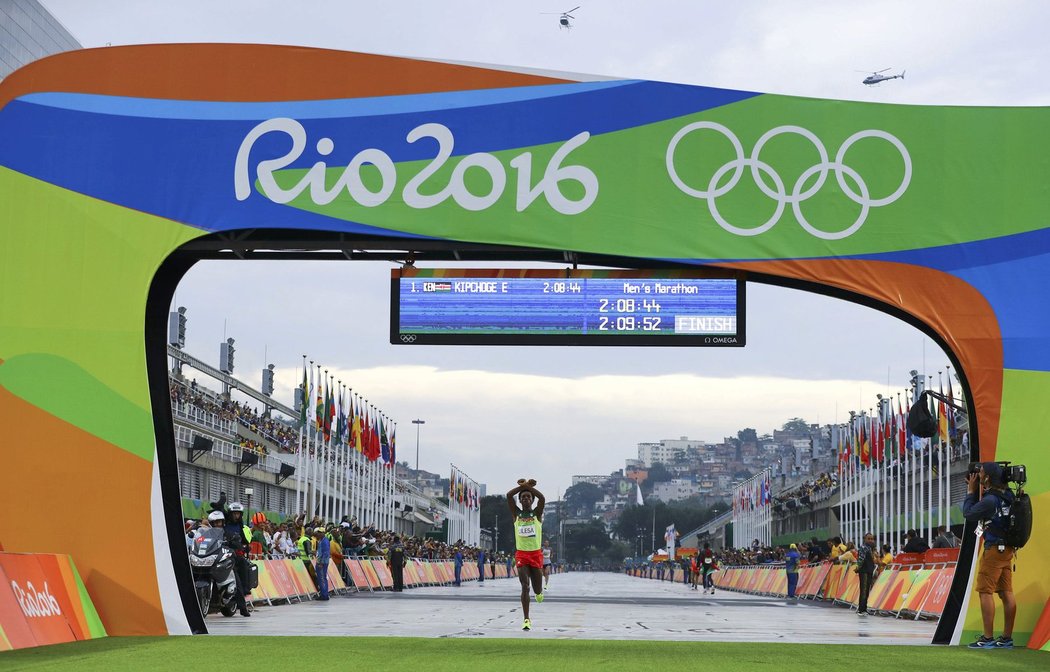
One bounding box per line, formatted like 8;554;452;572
507;478;545;631
698;542;716;594
962;462;1017;649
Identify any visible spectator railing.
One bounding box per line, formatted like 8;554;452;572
626;547;960;621
241;555;516;606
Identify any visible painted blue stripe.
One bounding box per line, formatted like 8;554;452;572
674;228;1050;372
17;80;639;121
0;82;759;234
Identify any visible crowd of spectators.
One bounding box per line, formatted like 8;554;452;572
170;379;299;454
772;471;838;509
626;526;958;579
185;509;513;571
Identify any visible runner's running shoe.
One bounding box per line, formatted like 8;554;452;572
994;636;1014;649
522;618;532;631
968;635;996;649
536;593;544;603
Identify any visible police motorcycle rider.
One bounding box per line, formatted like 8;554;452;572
211;493;252;617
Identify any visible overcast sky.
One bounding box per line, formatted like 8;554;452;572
40;1;1043;498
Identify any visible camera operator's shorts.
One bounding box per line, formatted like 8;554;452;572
975;546;1014;594
516;550;544;569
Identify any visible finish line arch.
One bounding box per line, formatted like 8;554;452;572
0;45;1047;645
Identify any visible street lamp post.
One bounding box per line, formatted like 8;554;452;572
412;419;425;474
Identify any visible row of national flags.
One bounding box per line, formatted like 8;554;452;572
733;472;772;513
836;376;957;472
449;466;480;511
299;361;396;466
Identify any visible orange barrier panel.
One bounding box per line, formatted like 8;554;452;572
866;568;897;611
0;554;76;646
0;553;107;652
821;564;848;600
922;548;960;564
286;560;317;598
399;560;413;587
411;559;428;585
344;559;371;592
422;561;440;585
359;559;382;590
0;559;38;651
249;560;277;604
440;561;455;583
875;566;917;614
798;563;832;598
917;566;955;618
370;560;394;589
897;568;936;616
269;560;302;600
326;561;347;593
838;570;860;606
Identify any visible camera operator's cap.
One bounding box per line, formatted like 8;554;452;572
981;462;1004;483
789;544;797;549
340;522;351;528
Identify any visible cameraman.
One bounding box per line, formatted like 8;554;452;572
962;463;1015;649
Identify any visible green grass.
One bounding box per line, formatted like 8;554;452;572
1;637;1045;671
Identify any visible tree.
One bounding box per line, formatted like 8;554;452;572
782;418;810;433
737;428;758;444
562;518;610;564
645;462;673;486
479;494;515;552
564;482;603;516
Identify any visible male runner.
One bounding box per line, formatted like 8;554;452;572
542;539;553;589
699;542;716;594
507;478;545;631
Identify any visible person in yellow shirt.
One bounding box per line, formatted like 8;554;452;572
828;537;847;561
878;544;894;574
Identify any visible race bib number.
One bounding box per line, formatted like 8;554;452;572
518;524;537;537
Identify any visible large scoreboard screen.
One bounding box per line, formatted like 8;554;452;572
391;269;745;346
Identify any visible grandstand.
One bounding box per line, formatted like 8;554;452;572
168;349;449;535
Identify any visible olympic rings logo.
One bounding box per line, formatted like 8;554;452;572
665;122;912;240
399;334;417;343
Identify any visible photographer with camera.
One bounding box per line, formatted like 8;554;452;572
962;463;1016;649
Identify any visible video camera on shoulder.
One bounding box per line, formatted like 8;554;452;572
968;461;1026;487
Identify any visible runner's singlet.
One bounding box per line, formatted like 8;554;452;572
514;514;542;552
542;547;552;565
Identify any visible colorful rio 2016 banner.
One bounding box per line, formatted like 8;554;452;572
0;45;1048;646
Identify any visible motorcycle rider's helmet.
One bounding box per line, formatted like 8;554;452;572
207;511;225;523
229;502;244;512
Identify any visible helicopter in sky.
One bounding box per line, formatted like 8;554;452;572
860;68;905;86
542;6;580;29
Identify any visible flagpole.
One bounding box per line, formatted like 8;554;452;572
836;424;843;544
315;364;323;520
306;361;312;514
351;392;359;523
321;372;328;522
296;355;306;514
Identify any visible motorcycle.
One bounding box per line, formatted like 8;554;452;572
188;528;239;617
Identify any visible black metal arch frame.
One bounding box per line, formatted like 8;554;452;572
145;229;977;640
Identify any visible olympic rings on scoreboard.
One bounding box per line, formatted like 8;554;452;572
399;334;418;343
665;122;912;240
